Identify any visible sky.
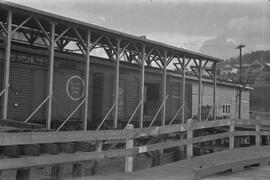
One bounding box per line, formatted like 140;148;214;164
6;0;270;60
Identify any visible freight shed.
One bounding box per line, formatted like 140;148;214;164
0;46;250;129
0;1;251;131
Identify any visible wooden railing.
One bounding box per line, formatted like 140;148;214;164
0;118;270;179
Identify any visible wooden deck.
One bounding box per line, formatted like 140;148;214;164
203;166;270;180
71;145;270;180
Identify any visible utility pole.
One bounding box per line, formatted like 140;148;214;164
236;45;245;119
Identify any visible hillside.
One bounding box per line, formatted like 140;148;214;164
219;50;270;113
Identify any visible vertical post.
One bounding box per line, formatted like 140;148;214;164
16;169;30;180
236;45;245;119
114;38;121;129
229;119;235;149
239;47;242;120
92;141;102;175
83;30;91;131
161;50;167;126
187;119;193;159
181;57;186;124
198;61;202;122
139;45;145;128
213;62;217;121
47;22;55;129
256;123;260;146
2;11;12;120
125;124;134;172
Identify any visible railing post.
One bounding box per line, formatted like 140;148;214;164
229;119;235;149
187;119;193;159
92;140;102;175
125;124;134;172
256;123;260;146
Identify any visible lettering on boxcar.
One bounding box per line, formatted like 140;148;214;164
66;75;85;101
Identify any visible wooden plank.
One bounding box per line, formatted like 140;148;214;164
194;157;266;179
0;119;45;129
0;148;137;170
233;131;257;136
236;119;270;126
191;132;231;144
191;119;231;130
132;124;188;138
70;145;270;180
0;130;131;146
138;139;187;153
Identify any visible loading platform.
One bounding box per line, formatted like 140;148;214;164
74;145;270;180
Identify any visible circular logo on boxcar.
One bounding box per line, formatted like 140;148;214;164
66;75;85;101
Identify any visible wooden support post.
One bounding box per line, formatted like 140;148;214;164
72;163;85;178
114;38;121;129
83;30;91;131
125;124;134;172
181;57;186;123
51;166;64;180
92;141;102;175
2;11;12;120
21;144;40;156
198;62;202;122
40;143;58;155
256;124;260;146
139;45;145;128
230;120;235;149
213;62;217;121
3;145;20;157
187;119;193;159
16;169;30;180
47;22;55;129
161;50;167;126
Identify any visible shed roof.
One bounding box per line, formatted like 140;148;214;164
0;0;223;63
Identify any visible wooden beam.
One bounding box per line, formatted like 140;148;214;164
2;10;12;120
198;61;202;122
140;45;145;128
0;148;137;170
89;34;104;52
55;26;71;42
187;119;193;159
230;121;235;149
34;17;51;42
114;38;121;128
139;139;187;153
12;16;32;34
46;22;55;129
0;130;132;146
125;125;134;172
213;62;217;121
191;119;231;130
73;27;87;50
182;56;186;123
191;132;231;144
0;22;7;34
83;30;91;130
162;49;167;126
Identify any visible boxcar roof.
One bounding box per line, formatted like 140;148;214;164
0;0;223;63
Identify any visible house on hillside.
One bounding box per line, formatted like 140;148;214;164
250;60;263;73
